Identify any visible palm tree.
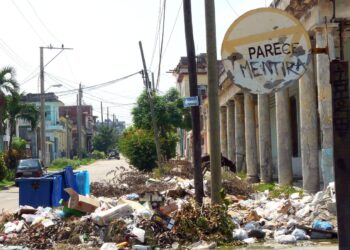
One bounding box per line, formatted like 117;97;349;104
5;92;40;151
0;66;19;152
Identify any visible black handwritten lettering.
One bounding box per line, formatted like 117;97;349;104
240;61;253;79
250;62;262;77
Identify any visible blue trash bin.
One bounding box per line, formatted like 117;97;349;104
74;170;90;195
18;175;62;208
47;166;78;201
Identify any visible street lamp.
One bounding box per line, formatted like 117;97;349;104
45;84;63;92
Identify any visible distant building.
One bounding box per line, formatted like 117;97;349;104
59;105;95;155
22;93;65;164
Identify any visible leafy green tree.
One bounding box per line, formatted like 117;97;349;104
5;92;39;150
132;88;191;135
0;66;19;152
120;88;188;170
93;125;118;153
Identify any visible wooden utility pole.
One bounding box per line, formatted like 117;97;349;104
77;84;82;159
183;0;204;205
100;101;104;125
139;41;162;168
39;45;73;166
331;60;350;249
204;0;222;204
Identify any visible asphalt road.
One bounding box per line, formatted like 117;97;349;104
0;158;130;213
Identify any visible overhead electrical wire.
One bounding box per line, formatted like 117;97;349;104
11;0;46;44
225;0;239;17
155;0;167;91
149;0;163;69
53;71;141;94
25;0;61;44
163;1;182;57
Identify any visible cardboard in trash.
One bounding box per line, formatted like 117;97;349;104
64;188;99;213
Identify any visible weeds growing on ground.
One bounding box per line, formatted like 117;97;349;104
254;182;303;198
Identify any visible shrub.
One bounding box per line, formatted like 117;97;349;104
119;127;156;171
50;158;80;169
91;150;106;159
4;149;20;169
0;153;7;181
11;137;27;157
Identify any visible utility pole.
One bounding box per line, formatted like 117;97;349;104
151;72;155;91
204;0;222;204
139;41;162;168
40;47;45;166
107;107;110;127
77;84;82;159
101;101;104;125
39;45;73;166
183;0;204;205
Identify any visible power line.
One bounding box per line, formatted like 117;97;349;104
0;39;32;71
163;1;182;57
225;0;239;17
53;71;142;94
149;0;163;69
156;0;167;90
25;0;61;43
11;0;46;44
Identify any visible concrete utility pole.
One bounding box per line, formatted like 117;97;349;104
139;41;162;168
204;0;221;204
100;101;104;125
183;0;204;205
40;47;45;165
39;45;72;166
258;94;273;183
107;107;110;127
77;84;82;159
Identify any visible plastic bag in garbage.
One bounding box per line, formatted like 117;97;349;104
312;220;333;231
232;229;248;240
292;228;310;240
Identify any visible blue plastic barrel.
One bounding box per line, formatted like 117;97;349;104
74;170;90;195
18;175;62;208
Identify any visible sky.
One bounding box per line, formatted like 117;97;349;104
0;0;269;125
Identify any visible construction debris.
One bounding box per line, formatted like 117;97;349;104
0;164;339;249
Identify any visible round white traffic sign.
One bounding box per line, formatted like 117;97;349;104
221;8;311;94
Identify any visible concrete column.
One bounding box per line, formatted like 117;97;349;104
276;89;293;185
315;27;335;187
299;57;320;193
220;106;228;157
234;94;245;172
244;93;259;183
227;100;235;163
258;94;273;183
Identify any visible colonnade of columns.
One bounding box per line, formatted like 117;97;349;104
212;26;335;192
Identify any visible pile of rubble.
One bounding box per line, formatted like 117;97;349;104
0;165;338;249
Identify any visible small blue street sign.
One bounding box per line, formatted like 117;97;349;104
183;96;199;108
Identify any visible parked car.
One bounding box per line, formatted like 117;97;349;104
15;159;47;179
108;149;120;160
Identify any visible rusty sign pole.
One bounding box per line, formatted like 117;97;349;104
331;60;350;249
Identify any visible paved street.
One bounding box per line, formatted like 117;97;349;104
0;158;130;213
